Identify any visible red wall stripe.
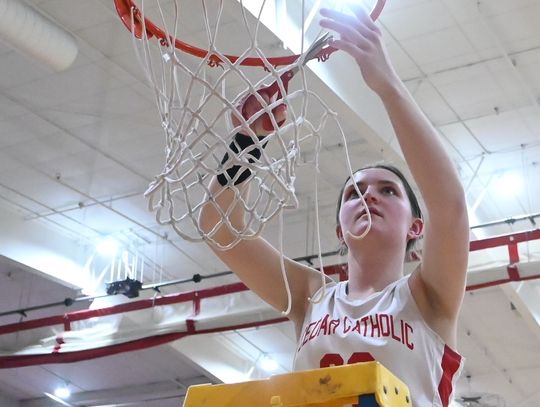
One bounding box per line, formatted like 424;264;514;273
0;317;288;368
0;332;188;368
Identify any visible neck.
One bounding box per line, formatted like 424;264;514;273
346;243;405;300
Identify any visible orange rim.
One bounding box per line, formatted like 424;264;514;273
114;0;387;68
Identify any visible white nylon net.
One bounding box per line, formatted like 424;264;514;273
127;0;352;249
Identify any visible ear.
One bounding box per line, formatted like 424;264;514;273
407;218;424;240
336;224;344;243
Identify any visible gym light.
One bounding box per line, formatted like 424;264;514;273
96;236;120;256
495;172;523;196
259;354;279;372
54;384;71;399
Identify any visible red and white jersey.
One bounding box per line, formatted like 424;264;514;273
294;275;463;407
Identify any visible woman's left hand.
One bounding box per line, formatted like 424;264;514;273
319;5;399;97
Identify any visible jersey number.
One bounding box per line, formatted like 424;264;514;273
320;352;375;368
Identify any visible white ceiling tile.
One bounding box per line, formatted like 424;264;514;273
400;26;478;73
90;85;158;115
39;152;101;183
109;50;150;83
0;95;30;120
476;0;540;17
37;0;117;32
76;19;142;59
128;153;170;181
73;36;109;64
514;50;540;95
0;151;23;173
152;238;220;279
108;194;157;227
382;0;455;41
438;122;487;162
38;108;102;131
458;20;504;60
63;201;144;234
0;38;13;55
408;79;459;125
65;121;161;170
481;3;540;52
92;56;141;86
51;85;158;122
0;112;60;149
438;0;484;24
0;51;53;89
5;63;126;110
466;109;539;152
28;182;88;212
429;59;488;86
381;0;433;14
41;212;102;239
385;40;423;80
88;167;148;197
81;115;159;140
3;131;90;167
107;136;163;164
0;164;84;208
483;59;537;108
431;64;519;120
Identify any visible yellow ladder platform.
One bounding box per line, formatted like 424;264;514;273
183;361;411;406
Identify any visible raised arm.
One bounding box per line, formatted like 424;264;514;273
320;6;469;342
198;94;320;327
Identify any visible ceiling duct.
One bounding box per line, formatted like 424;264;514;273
0;0;78;71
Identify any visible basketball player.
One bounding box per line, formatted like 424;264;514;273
200;5;469;406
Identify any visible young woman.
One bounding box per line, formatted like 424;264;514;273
200;5;469;406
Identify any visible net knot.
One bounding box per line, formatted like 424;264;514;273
207;55;224;68
159;37;171;48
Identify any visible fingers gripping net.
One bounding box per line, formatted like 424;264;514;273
128;0;339;249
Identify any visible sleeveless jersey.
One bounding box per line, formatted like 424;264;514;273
294;275;463;406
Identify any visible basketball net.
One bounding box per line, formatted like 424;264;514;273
119;0;348;249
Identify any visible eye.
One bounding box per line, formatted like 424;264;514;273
346;189;359;200
344;186;362;200
381;186;397;196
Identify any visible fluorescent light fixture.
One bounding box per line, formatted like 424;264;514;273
259;354;279;372
495;172;523;196
54;385;71;399
96;237;120;256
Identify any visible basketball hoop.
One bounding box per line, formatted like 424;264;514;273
112;0;386;249
114;0;386;68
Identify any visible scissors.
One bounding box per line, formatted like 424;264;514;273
236;33;333;132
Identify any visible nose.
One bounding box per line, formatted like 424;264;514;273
362;186;379;203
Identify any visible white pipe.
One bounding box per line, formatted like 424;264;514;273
0;0;78;71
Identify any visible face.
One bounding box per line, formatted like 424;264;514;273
337;168;421;251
